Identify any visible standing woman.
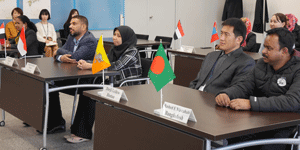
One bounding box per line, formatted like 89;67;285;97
35;9;58;57
63;9;79;38
4;15;39;56
5;7;23;40
241;17;257;52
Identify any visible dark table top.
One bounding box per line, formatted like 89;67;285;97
0;47;18;53
103;37;170;46
84;84;300;141
168;47;263;61
0;57;119;82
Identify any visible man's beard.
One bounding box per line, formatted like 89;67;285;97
70;31;80;37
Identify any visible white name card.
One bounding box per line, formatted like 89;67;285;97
154;102;197;124
21;62;41;74
2;56;19;67
98;86;128;102
180;45;195;53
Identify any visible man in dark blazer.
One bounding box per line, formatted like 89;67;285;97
40;15;97;134
189;18;255;95
54;15;97;62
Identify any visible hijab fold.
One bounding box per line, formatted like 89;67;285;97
108;26;137;62
286;14;298;32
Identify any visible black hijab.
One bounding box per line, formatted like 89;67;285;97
108;26;137;62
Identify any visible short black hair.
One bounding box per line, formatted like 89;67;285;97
266;27;295;55
222;18;247;45
39;9;50;20
72;15;88;31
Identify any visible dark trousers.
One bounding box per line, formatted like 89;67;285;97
227;126;297;150
71;94;95;139
47;78;100;139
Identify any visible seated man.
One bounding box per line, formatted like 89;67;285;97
53;15;96;62
42;15;97;134
189;18;255;94
215;27;300;149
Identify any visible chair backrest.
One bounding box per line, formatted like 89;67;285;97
253;43;261;53
38;41;45;55
152;36;172;49
58;29;67;46
136;34;149;40
141;58;152;78
59;29;66;39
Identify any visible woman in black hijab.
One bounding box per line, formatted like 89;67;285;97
77;25;142;85
65;26;142;143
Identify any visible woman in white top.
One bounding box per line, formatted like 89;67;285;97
258;13;288;53
35;9;58;57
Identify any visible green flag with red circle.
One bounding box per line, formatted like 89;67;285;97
148;43;176;92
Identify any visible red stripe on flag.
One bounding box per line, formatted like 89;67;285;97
20;27;27;51
177;21;185;37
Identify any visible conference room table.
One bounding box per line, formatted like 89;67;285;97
103;37;170;54
0;47;19;57
0;57;119;150
83;84;300;150
167;47;262;87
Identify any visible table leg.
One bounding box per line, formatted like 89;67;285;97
206;139;211;150
109;76;114;87
0;109;5;126
298;125;300;150
42;83;50;149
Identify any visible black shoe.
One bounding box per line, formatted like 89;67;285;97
23;122;31;127
37;124;66;134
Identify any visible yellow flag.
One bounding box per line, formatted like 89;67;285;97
92;35;111;74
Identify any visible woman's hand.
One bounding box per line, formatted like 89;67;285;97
3;40;10;48
77;59;92;70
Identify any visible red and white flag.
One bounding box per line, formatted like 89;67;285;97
17;26;27;56
0;23;5;45
173;20;185;40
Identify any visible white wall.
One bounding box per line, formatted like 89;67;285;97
125;0;300;49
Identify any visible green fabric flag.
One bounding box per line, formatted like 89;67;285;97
148;43;176;92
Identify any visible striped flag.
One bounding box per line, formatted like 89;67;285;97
0;23;5;45
173;20;185;40
211;21;219;43
17;26;27;56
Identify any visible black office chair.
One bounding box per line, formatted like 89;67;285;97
58;29;67;46
135;34;149;58
253;43;261;53
119;58;152;86
136;34;149;40
150;36;172;60
38;41;45;55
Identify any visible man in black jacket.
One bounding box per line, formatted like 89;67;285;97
216;27;300;149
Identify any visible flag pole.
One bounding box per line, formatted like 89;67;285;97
24;26;26;66
4;21;6;58
214;41;216;51
160;89;163;115
101;34;105;85
4;39;6;58
160;38;163;114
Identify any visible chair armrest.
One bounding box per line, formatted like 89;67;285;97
119;77;150;87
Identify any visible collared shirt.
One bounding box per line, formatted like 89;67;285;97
198;49;235;91
73;35;83;53
58;35;84;62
